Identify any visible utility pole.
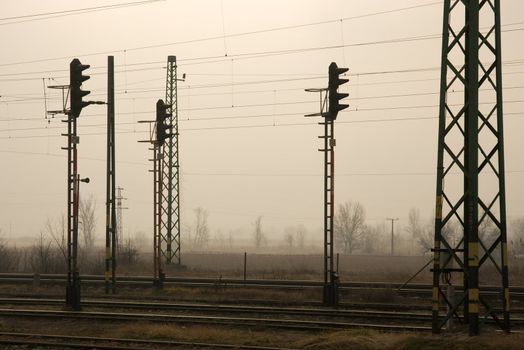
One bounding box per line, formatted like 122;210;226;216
387;218;399;256
432;0;510;335
105;56;117;294
305;62;349;307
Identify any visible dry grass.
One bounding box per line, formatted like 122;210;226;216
395;333;524;350
162;285;320;303
298;329;389;350
298;330;524;350
346;286;398;303
112;326;524;350
4;317;524;350
109;323;303;348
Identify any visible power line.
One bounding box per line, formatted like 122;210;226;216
5;72;524;106
0;14;522;80
2;148;524;178
2;90;524;124
0;2;441;67
0;0;165;26
3;3;523;73
1;110;523;140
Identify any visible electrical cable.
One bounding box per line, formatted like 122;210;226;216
0;1;441;67
0;0;165;26
1;110;523;140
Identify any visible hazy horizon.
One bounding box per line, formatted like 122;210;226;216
1;0;524;248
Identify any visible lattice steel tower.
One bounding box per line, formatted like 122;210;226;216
432;0;510;335
160;55;181;265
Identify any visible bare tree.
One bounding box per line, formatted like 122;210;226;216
133;231;149;253
509;217;524;256
362;222;386;254
30;232;56;273
283;227;294;248
418;218;460;254
0;229;19;272
79;195;96;252
213;229;226;250
44;215;67;263
119;235;139;265
295;224;307;249
282;224;307;250
479;216;499;245
334;201;366;254
406;208;423;254
441;219;460;245
228;231;234;249
253;216;266;248
417;225;434;254
193;207;209;248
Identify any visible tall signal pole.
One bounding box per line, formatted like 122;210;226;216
432;0;510;335
139;100;173;287
161;55;182;265
105;56;117;294
47;59;101;310
63;58;100;310
306;62;349;306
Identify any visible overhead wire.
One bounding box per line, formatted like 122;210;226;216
1;147;524;177
1;26;523;81
0;1;441;67
3;66;524;104
2;82;524;122
1;110;523;140
0;0;165;26
5;70;524;105
2;2;522;72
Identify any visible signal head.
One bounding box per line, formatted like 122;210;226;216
326;62;349;120
69;58;91;118
156;99;173;145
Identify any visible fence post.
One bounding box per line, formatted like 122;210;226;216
243;252;247;281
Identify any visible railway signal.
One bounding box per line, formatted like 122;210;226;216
305;61;350;306
69;58;91;118
325;62;349;120
156;99;172;145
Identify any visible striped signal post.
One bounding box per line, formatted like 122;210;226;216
432;0;510;335
305;62;349;306
105;56;117;294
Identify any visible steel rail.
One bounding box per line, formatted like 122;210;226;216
0;308;432;332
0;297;434;322
1;273;523;294
0;331;296;350
3;297;523;328
0;295;440;312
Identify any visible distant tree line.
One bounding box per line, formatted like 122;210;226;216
332;200;524;257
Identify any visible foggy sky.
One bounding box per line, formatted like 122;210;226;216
0;0;523;245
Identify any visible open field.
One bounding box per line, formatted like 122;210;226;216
158;252;524;285
1;317;524;350
1;253;521;348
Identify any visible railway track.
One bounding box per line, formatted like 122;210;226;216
0;297;433;323
0;273;522;298
0;331;297;350
0;307;432;332
0;298;524;328
1;273;517;334
2;297;522;329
